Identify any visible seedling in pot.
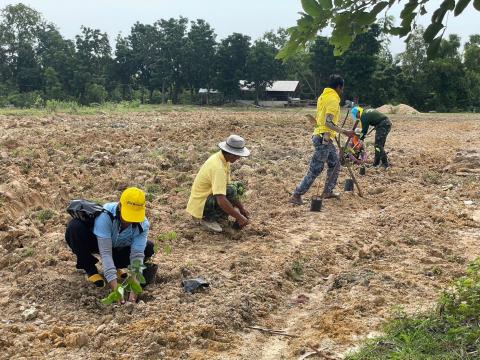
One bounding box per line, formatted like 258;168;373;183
101;259;146;305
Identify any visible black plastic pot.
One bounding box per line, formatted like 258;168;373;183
143;263;158;286
310;196;323;212
344;179;354;191
359;166;366;176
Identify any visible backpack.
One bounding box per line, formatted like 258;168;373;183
67;199;143;233
67;199;114;228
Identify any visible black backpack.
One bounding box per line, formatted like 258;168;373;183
67;199;143;233
67;199;115;228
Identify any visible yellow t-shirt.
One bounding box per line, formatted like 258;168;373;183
186;151;231;219
313;87;341;139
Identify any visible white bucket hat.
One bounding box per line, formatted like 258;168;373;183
218;135;250;157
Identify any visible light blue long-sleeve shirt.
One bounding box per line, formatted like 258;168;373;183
93;202;149;282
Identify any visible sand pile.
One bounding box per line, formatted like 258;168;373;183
377;104;420;115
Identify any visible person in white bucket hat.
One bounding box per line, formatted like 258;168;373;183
187;135;251;232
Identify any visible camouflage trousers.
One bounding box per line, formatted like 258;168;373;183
373;118;392;167
203;182;245;221
294;135;340;196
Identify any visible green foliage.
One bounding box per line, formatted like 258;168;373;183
215;33;251;101
22;247;35;257
36;209;55;223
8;91;43;108
279;0;480;59
101;259;146;305
1;3;479;113
85;83;108;104
347;258;480;359
155;231;177;256
245;40;285;104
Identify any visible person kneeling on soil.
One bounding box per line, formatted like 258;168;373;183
65;187;153;303
186;134;251;232
352;106;392;168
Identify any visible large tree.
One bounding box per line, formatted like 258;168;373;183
154;17;188;103
214;33;251;102
184;19;217;102
245;40;284;104
279;0;480;59
0;3;44;91
72;26;112;103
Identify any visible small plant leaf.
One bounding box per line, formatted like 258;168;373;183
137;273;146;285
301;0;322;17
424;22;444;43
130;278;143;295
164;244;172;256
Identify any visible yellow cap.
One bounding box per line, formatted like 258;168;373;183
120;187;146;223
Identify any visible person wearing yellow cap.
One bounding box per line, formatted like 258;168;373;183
65;187;153;303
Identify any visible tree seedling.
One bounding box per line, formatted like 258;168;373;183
155;231;177;256
101;259;146;305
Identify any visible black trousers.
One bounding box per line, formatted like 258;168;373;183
65;219;154;275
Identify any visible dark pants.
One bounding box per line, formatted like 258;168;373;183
374;119;392;167
65;219;154;275
294;135;340;196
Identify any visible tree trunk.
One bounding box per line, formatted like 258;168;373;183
162;81;165;104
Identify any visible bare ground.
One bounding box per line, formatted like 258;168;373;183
0;109;479;359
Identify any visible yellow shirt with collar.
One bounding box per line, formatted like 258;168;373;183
187;151;231;219
313;87;341;139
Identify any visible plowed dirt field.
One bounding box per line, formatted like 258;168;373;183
1;108;479;359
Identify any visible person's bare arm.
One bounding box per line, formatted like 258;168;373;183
325;114;354;137
231;198;249;218
216;195;249;227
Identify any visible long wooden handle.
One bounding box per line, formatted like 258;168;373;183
345;160;364;197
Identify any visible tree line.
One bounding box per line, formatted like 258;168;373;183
1;3;479;112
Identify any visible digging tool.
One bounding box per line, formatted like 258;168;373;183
310;156;341;211
344;159;364;197
334;136;364;197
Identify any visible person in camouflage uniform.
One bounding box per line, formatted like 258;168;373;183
352;106;392;168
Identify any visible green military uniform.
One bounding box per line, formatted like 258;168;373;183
359;109;392;167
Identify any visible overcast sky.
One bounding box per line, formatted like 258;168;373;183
1;0;478;55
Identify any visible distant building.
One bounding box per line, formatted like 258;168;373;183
265;81;301;101
239;80;300;101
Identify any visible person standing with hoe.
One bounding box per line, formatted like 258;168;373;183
290;75;355;205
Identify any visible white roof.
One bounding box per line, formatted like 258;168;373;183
266;81;300;92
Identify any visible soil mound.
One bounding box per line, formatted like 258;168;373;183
376;104;420;115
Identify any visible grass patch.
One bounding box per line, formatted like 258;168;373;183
155;231;178;256
0;102;199;117
347;258;480;360
22;247;35;257
36;209;55;223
